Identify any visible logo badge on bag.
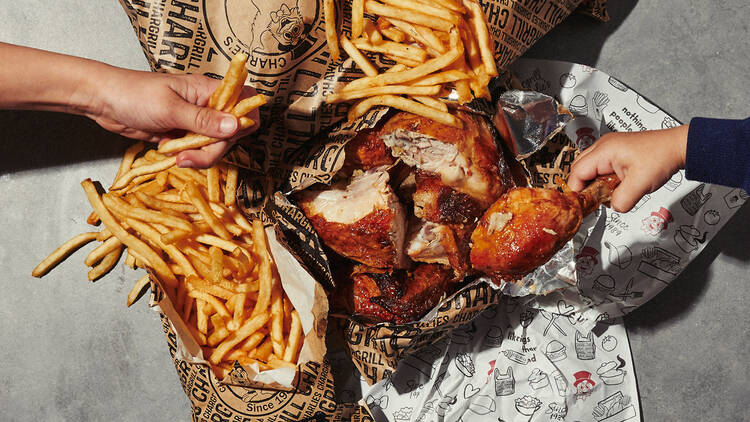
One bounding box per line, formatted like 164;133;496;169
203;0;327;77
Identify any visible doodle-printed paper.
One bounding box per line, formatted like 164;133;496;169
360;59;744;422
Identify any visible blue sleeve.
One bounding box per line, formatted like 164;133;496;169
685;116;750;192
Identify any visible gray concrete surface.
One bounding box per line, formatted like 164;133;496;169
0;1;748;421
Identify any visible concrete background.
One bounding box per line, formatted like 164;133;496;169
0;1;748;421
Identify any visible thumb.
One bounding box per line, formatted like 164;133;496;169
172;102;239;138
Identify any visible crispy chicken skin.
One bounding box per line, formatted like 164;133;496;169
349;263;452;324
298;167;408;269
470;175;620;279
340;124;394;174
381;110;510;209
413;171;483;224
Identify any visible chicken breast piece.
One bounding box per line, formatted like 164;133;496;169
380;111;510;209
406;219;471;276
298;166;408;269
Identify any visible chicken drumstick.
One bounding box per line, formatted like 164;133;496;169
470;175;620;279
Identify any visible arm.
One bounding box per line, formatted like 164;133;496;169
685;117;750;193
0;42;259;167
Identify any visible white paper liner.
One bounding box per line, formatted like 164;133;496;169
353;59;746;421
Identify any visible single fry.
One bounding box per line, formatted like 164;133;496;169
231;94;266;117
413;95;449;112
126;274;152;307
32;232;98;277
224;167;238;207
348;94;461;127
326;85;440;103
381;0;460;24
270;282;284;357
251;220;272;316
324;0;339;62
410;69;469;86
283;310;303;362
84;236;123;267
351;0;365;38
110;157;176;190
350;39;427;62
88;245;123;281
340;37;378;77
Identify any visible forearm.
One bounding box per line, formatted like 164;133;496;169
0;42;110;115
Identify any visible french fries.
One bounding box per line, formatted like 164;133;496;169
325;0;499;126
32;54;305;379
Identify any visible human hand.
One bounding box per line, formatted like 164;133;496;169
568;125;689;212
85;68;260;168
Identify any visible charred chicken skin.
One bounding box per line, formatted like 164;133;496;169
298;167;408;269
380;111;511;210
413;170;483;224
340;124;394;175
470;175;620;279
348;263;452;324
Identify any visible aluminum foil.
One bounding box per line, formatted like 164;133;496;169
493;90;572;159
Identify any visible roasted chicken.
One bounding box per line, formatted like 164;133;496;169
345;263;453;324
340;123;394;175
381;110;511;210
470;175;620;279
406;219;472;276
413;170;483;224
297;166;408;269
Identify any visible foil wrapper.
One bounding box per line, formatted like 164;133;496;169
493;90;573;159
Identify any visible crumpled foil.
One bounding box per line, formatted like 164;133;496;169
493;90;572;159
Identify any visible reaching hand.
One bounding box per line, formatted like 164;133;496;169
567;125;688;212
87;69;260;168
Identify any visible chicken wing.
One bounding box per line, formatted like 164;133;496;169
470;175;620;279
297;166;408;269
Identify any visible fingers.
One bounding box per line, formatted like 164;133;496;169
609;176;651;213
568;144;614;192
171;101;240;139
176;140;233;169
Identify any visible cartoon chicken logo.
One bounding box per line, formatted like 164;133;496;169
573;370;596;401
641;207;672;237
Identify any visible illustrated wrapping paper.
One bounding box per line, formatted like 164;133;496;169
356;58;746;421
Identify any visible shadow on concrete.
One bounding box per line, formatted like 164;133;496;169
524;1;639;66
0;110;126;174
625;201;750;331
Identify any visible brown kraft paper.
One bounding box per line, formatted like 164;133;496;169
116;0;603;412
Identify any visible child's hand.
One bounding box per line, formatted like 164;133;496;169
86;68;260;168
568;125;689;212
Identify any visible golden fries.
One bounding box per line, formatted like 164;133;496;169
325;0;498;125
324;0;339;62
32;53;305;381
32;232;99;277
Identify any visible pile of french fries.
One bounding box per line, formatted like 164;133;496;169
32;56;301;378
324;0;498;127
